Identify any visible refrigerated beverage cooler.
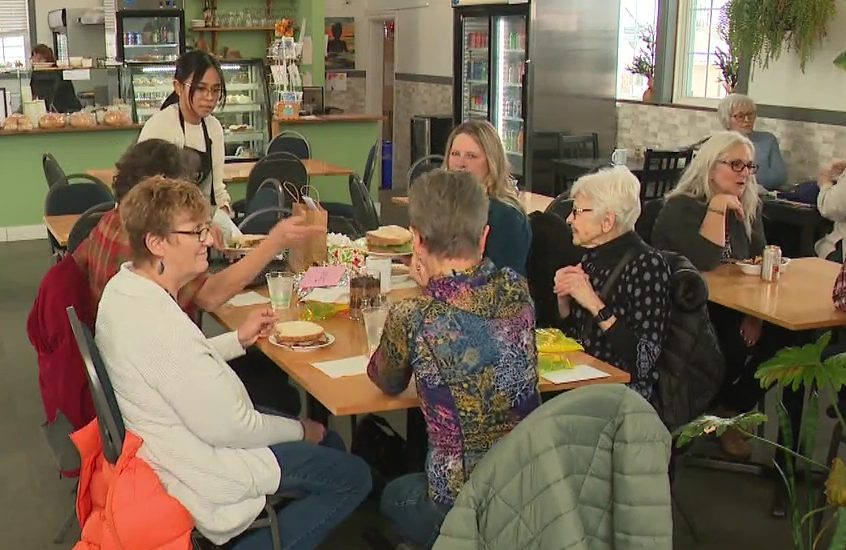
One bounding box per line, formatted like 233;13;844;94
116;6;185;63
453;0;528;178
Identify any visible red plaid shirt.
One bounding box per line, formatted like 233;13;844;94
73;209;207;315
834;259;846;313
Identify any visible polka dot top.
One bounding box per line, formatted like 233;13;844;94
559;232;671;401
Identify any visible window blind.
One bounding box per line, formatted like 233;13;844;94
103;0;117;58
0;0;29;34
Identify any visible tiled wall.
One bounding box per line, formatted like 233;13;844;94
393;79;453;188
616;102;846;182
325;75;367;114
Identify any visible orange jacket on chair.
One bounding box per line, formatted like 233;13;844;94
71;419;194;550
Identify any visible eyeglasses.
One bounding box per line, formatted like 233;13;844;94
171;225;211;242
184;82;222;99
570;207;595;218
731;111;756;121
719;160;759;174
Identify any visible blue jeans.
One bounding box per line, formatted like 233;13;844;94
231;431;371;550
380;473;452;549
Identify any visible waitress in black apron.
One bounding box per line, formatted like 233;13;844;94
138;51;232;215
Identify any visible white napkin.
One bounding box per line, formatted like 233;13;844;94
304;286;349;304
311;355;369;379
226;291;271;307
542;364;610;384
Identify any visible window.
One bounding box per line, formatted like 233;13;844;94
0;0;30;68
674;0;730;105
616;0;658;100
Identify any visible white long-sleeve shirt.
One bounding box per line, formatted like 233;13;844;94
96;263;303;544
138;104;232;208
816;172;846;258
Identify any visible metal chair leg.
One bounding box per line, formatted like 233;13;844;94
53;504;76;543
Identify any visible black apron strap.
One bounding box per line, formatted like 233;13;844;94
178;108;216;206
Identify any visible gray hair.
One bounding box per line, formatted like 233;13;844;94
717;93;756;129
667;130;760;235
570;166;641;233
408;169;490;259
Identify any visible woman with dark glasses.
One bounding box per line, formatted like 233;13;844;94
653;131;778;460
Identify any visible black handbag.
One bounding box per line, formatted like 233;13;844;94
351;414;408;497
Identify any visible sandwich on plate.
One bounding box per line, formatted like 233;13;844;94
229;234;266;249
366;225;412;255
273;320;327;347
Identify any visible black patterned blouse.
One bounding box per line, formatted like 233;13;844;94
559;232;671;401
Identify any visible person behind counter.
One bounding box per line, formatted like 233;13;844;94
29;44;81;113
138;51;231;213
442;120;531;276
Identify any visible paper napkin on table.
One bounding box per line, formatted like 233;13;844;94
304;286;349;304
311;355;369;379
542;364;610;384
226;291;271;307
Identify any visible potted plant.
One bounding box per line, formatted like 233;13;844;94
725;0;836;72
714;7;739;94
677;332;846;549
625;24;656;103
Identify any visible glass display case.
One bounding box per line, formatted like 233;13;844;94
122;60;270;159
116;9;185;63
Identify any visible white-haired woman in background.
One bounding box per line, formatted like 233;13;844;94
554;166;670;402
717;93;787;191
652;131;775;459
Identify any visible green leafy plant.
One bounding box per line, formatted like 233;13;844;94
676;332;846;549
713;7;739;93
625;24;656;81
725;0;836;72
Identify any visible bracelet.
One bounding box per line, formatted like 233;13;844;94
707;206;726;215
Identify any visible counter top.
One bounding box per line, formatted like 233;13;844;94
273;114;385;125
0;124;142;137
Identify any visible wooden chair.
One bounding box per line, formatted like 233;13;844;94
639;148;693;200
554;133;599;194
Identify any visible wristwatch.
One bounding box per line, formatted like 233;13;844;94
594;306;613;323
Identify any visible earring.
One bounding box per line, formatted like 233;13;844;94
157;260;165;275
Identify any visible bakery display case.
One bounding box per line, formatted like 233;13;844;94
122;59;269;159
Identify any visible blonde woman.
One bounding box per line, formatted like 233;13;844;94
442;120;531;276
652;131;775;459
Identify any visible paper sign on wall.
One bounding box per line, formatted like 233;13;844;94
327;72;347;92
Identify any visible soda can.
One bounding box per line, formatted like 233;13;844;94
761;245;782;282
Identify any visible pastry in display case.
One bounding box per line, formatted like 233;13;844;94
122;60;269;158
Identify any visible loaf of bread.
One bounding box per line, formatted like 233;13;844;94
39;113;66;129
2;114;32;131
68;111;96;128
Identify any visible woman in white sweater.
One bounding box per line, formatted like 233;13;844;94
95;176;371;548
138;51;231;211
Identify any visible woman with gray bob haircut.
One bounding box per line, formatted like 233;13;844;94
554;166;671;401
367;169;540;548
717;93;787;190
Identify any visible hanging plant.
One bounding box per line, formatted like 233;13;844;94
726;0;836;72
625;24;656;81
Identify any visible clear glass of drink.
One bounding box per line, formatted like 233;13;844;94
362;302;389;356
266;271;294;311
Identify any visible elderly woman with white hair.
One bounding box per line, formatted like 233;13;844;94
554;166;670;401
717;93;787;190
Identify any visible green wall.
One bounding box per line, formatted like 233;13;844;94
0;129;140;227
185;0;325;86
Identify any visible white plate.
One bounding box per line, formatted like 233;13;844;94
367;249;412;258
268;332;335;351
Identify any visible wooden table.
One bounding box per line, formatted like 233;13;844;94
87;159;354;186
391;191;554;215
44;214;81;248
210;288;629;416
702;257;846;331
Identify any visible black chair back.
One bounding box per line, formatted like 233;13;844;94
544;194;574;221
45;182;115;253
329;215;363;239
246;153;308;207
267;131;311;159
527;212;583;328
640;148;693;200
43;153;68;188
349;174;380;232
238;205;292;236
407;154;444;187
635;198;665;245
67;202;114;254
362;141;379;192
558;133;599;160
66;306;125;465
